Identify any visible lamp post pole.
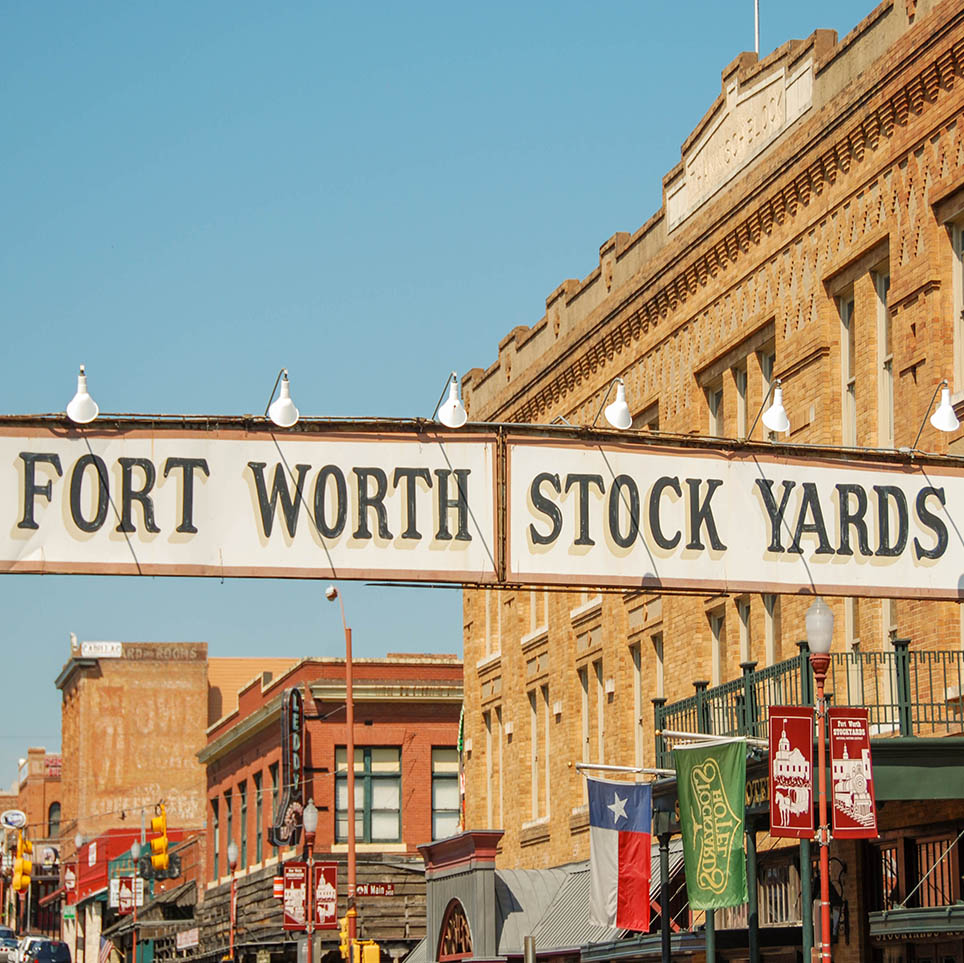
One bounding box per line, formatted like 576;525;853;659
304;801;318;963
227;841;238;961
325;586;357;960
806;598;835;963
130;842;140;963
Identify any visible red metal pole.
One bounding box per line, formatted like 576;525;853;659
306;835;315;963
345;624;357;960
812;655;832;963
229;871;236;961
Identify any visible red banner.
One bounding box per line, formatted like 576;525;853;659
313;863;338;930
283;861;308;931
828;707;878;839
768;706;814;838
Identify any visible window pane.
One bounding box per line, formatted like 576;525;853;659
371;748;401;772
433;812;460;840
433;780;459;810
372;780;400;809
371;811;399;840
432;748;459;774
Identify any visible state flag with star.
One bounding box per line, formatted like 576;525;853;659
587;777;652;931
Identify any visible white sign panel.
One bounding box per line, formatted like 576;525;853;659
1;427;498;583
80;641;123;659
508;440;964;599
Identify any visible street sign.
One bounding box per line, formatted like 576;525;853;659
313;863;338;929
768;706;815;839
62;906;76;921
283;862;308;931
109;876;144;913
354;882;395;897
64;867;76;891
0;810;26;830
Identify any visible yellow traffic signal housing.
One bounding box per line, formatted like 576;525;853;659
13;832;32;892
150;805;169;871
356;941;380;963
338;917;350;961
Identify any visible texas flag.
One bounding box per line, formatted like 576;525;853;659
588;777;652;931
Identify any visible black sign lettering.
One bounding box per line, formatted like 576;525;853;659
686;478;726;551
18;452;62;530
914;486;948;560
789;482;834;556
163;457;209;534
393;467;431;540
755;479;795;553
116;457;161;534
608;474;640;548
434;468;471;541
835;483;871;556
314;465;348;539
69;454;109;533
565;474;605;546
874;485;908;557
353;467;391;540
649;476;682;550
529;472;562;546
248;462;309;537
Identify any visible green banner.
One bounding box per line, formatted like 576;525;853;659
674;739;748;909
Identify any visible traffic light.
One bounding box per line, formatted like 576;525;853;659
150;804;169;871
12;831;32;893
338;916;350;961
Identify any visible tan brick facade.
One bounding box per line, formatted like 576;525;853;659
57;641;209;846
460;0;964;899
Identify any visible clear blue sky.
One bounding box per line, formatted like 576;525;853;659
0;0;875;785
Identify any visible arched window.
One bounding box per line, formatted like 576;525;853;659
438;899;472;962
48;802;61;839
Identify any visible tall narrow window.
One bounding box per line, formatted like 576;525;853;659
269;762;280;856
876;272;894;447
212;798;220;879
431;748;460;840
632;644;643;768
579;666;590;763
239;780;248;869
840;295;857;445
845;598;861;650
254;772;263;864
47;803;61;839
225;789;233;871
734;364;748;438
763;594;780;664
710;612;725;686
737;599;751;663
708;382;724;437
594;659;604;764
953;224;964;389
495;707;504;826
653;633;664;699
484;710;494;827
529;689;540;819
541;684;551;818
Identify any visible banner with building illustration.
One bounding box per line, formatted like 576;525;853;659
828;708;878;839
768;706;814;839
674;740;748;909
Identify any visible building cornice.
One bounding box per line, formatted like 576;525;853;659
308;682;463;704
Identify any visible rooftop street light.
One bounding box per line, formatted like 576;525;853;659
434;372;467;429
591;377;632;430
266;369;300;428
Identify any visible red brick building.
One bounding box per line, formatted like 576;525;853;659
196;654;462;963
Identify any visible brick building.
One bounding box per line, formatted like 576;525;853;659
0;747;62;934
196;653;462;963
431;2;964;963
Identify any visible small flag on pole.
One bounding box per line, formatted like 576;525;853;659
587;777;652;931
99;937;114;963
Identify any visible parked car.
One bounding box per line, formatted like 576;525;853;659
16;937;48;963
0;938;19;963
0;930;14;943
23;945;68;963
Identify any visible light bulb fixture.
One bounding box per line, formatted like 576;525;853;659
66;366;99;424
265;368;300;428
434;371;468;429
591;377;632;430
130;841;141;861
805;597;835;655
909;379;960;451
747;378;790;439
227;839;239;871
74;833;85;850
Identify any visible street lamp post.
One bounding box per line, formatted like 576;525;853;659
130;842;140;963
806;597;835;963
227;840;239;962
303;800;318;963
325;585;357;959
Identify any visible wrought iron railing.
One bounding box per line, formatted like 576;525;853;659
653;641;964;769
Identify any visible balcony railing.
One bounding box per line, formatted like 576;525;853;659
653;641;964;769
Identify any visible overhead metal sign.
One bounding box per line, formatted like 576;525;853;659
2;419;964;599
